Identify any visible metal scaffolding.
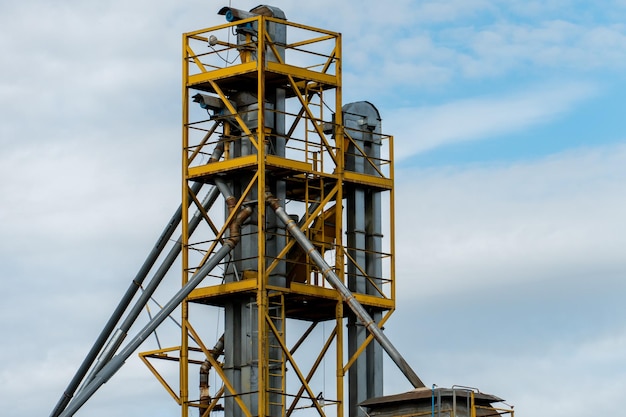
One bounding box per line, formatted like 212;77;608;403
160;7;414;417
49;6;422;417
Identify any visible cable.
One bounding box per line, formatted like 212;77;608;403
142;295;162;350
139;285;200;345
209;45;241;65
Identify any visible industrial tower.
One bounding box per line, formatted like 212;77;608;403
164;6;414;417
49;6;514;417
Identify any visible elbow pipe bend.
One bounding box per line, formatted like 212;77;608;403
226;204;253;248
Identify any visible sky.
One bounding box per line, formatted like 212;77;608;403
1;0;626;416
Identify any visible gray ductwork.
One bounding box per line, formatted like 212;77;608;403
266;191;425;390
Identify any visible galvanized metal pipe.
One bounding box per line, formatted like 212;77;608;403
210;137;226;163
49;181;204;417
79;186;221;391
214;178;232;201
58;243;233;417
266;192;425;389
59;195;253;417
199;335;225;415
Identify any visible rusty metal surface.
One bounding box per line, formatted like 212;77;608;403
360;387;504;407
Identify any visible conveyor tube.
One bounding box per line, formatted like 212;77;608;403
266;192;425;389
58;187;251;417
57;243;234;417
49;181;204;417
79;186;221;390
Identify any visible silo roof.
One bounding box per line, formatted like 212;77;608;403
360;387;504;408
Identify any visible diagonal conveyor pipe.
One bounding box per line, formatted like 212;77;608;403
266;191;425;389
66;144;236;410
58;202;253;417
78;185;221;392
49;181;204;417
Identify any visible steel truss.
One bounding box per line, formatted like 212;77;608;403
134;14;405;417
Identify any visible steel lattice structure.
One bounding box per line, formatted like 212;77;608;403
140;7;407;417
49;7;426;417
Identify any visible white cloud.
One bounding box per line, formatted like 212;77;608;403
386;167;626;415
385;82;597;157
2;2;626;417
452;20;626;77
386;323;626;417
335;4;626;96
394;142;626;298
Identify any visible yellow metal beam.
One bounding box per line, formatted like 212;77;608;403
264;184;339;277
188;154;257;178
188;62;257;86
186;324;253;417
285;326;338;416
343;310;394;373
187;121;219;165
264;313;327;417
188;279;258;301
208;80;259;150
343;171;393;189
266;154;314;173
139;348;182;405
267;61;338;87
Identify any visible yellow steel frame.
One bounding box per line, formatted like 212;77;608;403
139;14;397;417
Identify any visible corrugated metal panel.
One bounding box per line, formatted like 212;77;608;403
360;387;504;407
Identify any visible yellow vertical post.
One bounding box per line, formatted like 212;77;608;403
141;14;400;417
256;16;268;417
334;33;344;283
180;32;190;417
336;300;344;417
389;135;396;304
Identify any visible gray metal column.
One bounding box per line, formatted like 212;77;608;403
344;101;385;417
218;6;287;417
364;105;384;403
